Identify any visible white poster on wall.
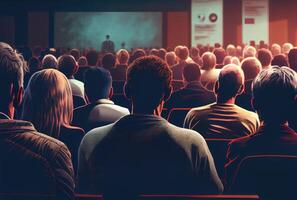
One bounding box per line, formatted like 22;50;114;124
242;0;269;45
191;0;223;47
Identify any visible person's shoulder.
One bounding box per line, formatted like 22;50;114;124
187;103;214;118
81;123;115;149
234;104;259;120
109;104;130;114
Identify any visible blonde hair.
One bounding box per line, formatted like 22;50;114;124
116;49;129;65
22;69;73;138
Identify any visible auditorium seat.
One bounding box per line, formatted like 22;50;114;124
172;80;184;91
205;138;232;179
231;155;297;200
167;108;191;127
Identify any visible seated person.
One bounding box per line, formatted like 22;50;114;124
171;46;190;80
41;54;58;69
58;54;86;108
22;69;85;173
225;66;297;189
73;67;129;132
165;63;215;110
213;48;226;69
184;64;260;139
257;49;272;70
77;56;223;199
75;49;98;82
112;49;129;81
200;52;221;90
0;44;74;199
236;57;262;111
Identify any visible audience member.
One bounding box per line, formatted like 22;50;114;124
288;47;297;72
271;43;282;57
112;49;129;81
184;64;260;139
73;67;129;132
190;47;202;66
76;50;98;82
78;56;88;67
225;67;297;198
77;56;223;199
200;52;220;90
213;48;226;69
171;46;190;80
24;57;41;87
70;48;80;61
243;46;257;58
129;48;146;64
271;54;288;67
22;69;85;173
236;57;262;111
282;42;293;57
158;48;167;60
226;44;237;57
231;57;241;66
41;54;58;69
223;56;232;65
165;63;215;110
0;44;74;199
165;51;177;67
257;49;272;70
58;54;86;108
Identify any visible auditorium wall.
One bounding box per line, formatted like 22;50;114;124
1;0;297;48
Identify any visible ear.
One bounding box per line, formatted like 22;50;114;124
74;62;79;74
163;86;173;102
237;84;245;96
124;83;131;100
109;87;113;99
214;81;219;94
13;85;23;107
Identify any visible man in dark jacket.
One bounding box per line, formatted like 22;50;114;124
0;43;75;200
165;63;216;110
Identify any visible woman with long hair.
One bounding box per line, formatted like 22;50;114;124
22;68;84;172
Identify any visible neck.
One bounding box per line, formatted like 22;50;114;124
132;102;163;116
217;96;236;104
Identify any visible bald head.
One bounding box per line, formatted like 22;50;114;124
215;64;245;101
241;57;262;80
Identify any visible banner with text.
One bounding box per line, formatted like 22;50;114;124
191;0;223;47
242;0;269;44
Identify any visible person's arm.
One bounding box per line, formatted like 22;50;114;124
53;145;75;200
190;134;224;194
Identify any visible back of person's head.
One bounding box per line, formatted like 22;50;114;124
252;66;297;123
243;46;257;58
86;50;98;66
22;69;73;138
116;49;129;65
70;48;80;61
271;43;281;57
175;45;189;61
226;44;236;56
77;56;88;67
201;52;216;70
183;63;201;83
125;56;172;111
241;57;262;81
41;54;58;69
236;45;243;58
158;48;167;60
282;43;293;55
165;51;177;67
190;47;200;58
288;48;297;72
215;64;245;101
28;57;41;72
223;56;232;65
0;44;24;113
149;48;159;57
58;55;78;78
129;48;146;64
257;49;272;68
84;67;112;102
102;53;116;69
271;54;288;67
231;57;241;66
213;48;226;65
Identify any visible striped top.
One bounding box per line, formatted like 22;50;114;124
184;103;260;139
